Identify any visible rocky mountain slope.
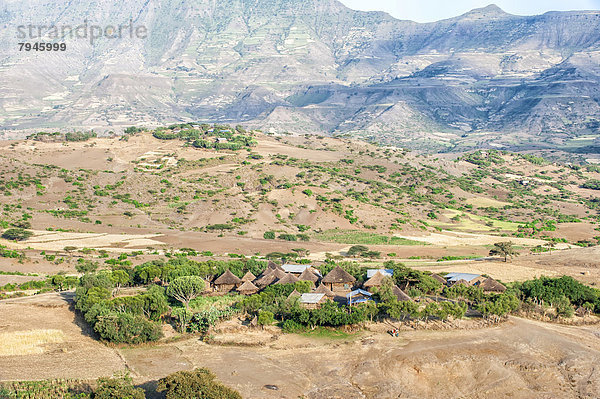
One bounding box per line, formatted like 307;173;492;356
1;1;599;152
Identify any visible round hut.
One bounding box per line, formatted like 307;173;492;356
213;269;242;292
321;266;356;292
237;280;259;295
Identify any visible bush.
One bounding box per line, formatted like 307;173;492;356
281;319;305;333
93;312;162;344
277;233;297;241
257;310;274;326
1;228;33;241
157;368;242;399
263;231;275;240
94;372;144;399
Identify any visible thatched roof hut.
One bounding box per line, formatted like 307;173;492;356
392;285;412;302
213;269;242;292
363;271;388;290
298;268;320;283
314;283;335;298
453;279;470;287
431;274;447;284
287;289;301;299
267;261;283;271
322;266;356;292
237;280;259;295
255;268;286;288
241;271;256;282
275;273;300;285
477;277;506;293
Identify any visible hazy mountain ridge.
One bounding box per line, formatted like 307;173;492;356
0;0;599;152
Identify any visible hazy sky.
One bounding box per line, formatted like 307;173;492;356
339;1;600;22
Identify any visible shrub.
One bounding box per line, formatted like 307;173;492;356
93;312;162;344
257;310;274;326
1;228;33;241
157;368;242;399
94;372;144;399
263;231;276;240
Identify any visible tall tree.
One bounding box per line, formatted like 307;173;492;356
489;241;518;262
167;276;206;309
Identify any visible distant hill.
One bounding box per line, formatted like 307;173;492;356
1;1;599;152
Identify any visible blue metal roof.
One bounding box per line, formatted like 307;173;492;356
346;289;372;298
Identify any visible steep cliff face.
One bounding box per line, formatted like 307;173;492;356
0;0;599;151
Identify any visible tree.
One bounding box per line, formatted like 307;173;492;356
257;310;274;327
1;228;33;241
94;372;145;399
111;270;131;294
347;245;369;257
63;246;77;261
76;259;99;274
489;241;518;262
50;275;66;291
167;276;206;309
157;368;242;399
171;307;193;333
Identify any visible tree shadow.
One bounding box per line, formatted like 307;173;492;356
138;379;165;399
59;291;98;339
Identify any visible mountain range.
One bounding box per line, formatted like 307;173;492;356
1;0;599;152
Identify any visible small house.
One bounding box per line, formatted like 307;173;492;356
313;284;336;298
299;293;329;309
392;285;412;302
275;273;299;285
287;289;301;300
213;269;242;292
476;277;506;293
346;289;373;306
237;280;259;296
363;271;390;292
241;271;256;282
255;268;286;288
298;268;320;284
322;266;356;292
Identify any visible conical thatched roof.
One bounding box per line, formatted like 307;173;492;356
237;280;259;294
258;261;283;279
287;289;301;299
363;271;388;288
255;268;287;287
214;269;242;285
241;271;256;282
392;285;412;302
276;273;299;285
322;266;356;284
298;268;319;283
431;274;447;284
267;261;283;271
314;283;335;297
478;277;506;293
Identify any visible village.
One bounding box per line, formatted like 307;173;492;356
209;261;507;315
